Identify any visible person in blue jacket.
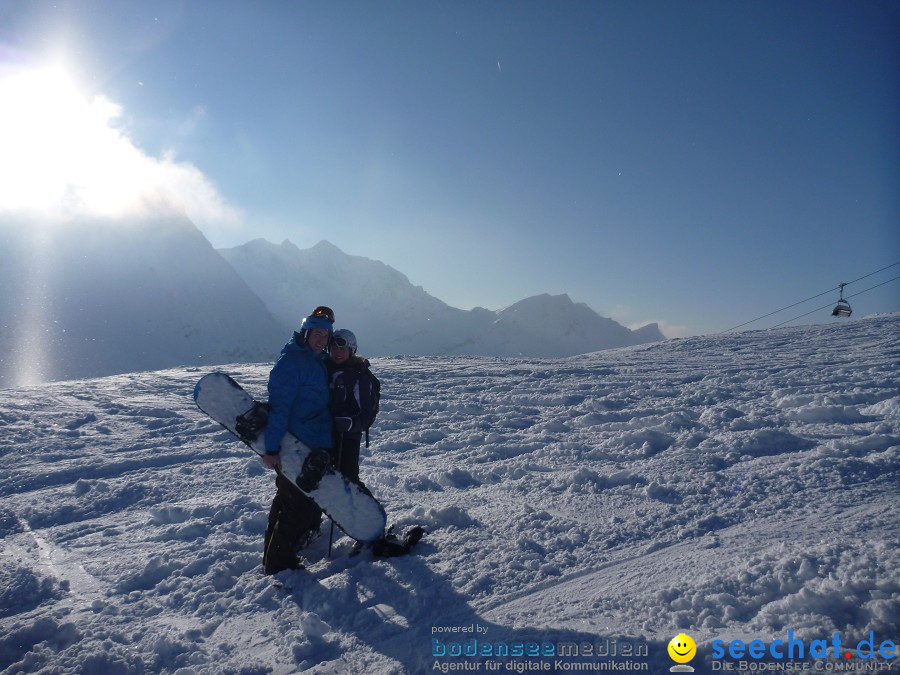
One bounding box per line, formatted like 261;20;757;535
262;306;334;575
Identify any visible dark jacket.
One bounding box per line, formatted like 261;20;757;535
264;332;333;453
328;357;378;439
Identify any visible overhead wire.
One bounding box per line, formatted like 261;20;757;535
719;288;836;333
769;274;900;329
841;260;900;286
719;260;900;333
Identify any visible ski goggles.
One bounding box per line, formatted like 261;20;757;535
331;336;352;348
311;306;335;324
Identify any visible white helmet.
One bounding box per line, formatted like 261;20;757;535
332;328;357;354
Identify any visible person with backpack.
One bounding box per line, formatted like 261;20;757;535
327;328;380;490
261;306;335;575
327;328;425;557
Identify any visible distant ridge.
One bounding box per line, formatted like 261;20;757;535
0;218;664;387
219;238;665;357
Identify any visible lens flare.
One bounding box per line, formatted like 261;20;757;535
0;64;241;226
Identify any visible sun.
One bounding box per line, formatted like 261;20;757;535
0;63;242;386
0;65;148;219
0;63;242;231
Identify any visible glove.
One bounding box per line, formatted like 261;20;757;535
262;453;281;470
334;417;353;433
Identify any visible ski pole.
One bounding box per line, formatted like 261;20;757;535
327;432;343;557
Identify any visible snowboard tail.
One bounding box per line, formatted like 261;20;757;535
193;372;387;542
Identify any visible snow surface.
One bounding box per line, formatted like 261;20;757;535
0;315;897;674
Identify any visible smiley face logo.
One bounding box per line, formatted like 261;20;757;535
668;633;697;663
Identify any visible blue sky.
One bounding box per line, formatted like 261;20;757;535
1;1;898;337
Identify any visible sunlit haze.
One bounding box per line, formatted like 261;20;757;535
0;64;240;227
1;2;897;336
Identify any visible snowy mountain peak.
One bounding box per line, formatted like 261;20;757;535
309;239;344;255
501;293;574;313
631;322;667;343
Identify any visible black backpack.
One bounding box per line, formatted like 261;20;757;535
363;369;381;448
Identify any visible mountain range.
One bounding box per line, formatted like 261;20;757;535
220;238;665;357
0;210;664;387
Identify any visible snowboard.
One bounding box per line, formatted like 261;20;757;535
193;372;387;542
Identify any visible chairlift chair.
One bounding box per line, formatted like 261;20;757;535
831;283;852;317
832;302;852;317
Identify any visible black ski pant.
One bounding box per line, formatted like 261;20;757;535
263;473;322;575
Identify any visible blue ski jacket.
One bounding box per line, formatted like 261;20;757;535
264;333;333;453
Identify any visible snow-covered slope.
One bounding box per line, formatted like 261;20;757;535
1;315;897;673
0;212;284;388
219;238;663;357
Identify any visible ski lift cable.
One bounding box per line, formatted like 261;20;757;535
719;260;900;333
842;260;900;287
769;274;900;329
719;288;836;333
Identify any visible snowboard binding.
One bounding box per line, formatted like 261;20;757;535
351;524;426;558
235;401;270;442
296;447;331;492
